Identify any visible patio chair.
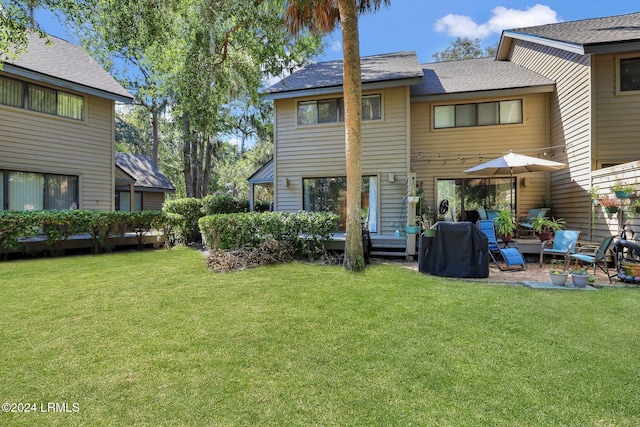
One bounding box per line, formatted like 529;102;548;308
517;208;550;237
568;235;615;283
539;229;580;267
477;219;526;271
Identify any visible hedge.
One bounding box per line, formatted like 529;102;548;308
198;211;338;259
164;195;272;244
0;210;180;257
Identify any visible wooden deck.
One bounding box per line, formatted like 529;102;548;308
1;232;167;257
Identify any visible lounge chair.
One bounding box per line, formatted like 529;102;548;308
539;229;580;267
569;235;615;283
517;208;550;237
477;219;526;271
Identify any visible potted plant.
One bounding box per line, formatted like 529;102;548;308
569;267;591;288
493;208;516;242
612;183;635;198
632;200;640;214
599;197;620;214
589;186;601;205
531;216;566;242
549;259;569;286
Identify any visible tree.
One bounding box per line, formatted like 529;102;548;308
432;37;498;62
0;0;94;65
282;0;389;272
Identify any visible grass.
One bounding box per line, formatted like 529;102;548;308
1;247;640;426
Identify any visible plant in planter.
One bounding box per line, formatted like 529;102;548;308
612;182;635;198
599;196;620;214
589;186;601;205
531;216;566;242
569;267;591;288
549;259;569;286
493;208;516;242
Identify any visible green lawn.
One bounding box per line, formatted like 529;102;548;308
1;247;640;426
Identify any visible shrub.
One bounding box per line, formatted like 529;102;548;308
0;209;177;258
254;200;271;212
201;194;250;215
0;211;38;258
198;211;338;260
163;198;204;244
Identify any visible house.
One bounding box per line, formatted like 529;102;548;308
0;32;134;211
264;11;640;254
115;152;175;211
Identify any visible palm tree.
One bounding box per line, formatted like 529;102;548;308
283;0;389;272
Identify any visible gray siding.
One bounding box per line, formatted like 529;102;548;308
0;78;115;211
274;87;411;235
143;192;165;211
509;40;592;234
411;93;550;216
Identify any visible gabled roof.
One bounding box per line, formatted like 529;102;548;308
411;57;555;101
265;51;423;99
3;32;133;103
248;158;273;185
115;153;175;192
500;12;640;57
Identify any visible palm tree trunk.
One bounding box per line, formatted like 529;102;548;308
339;0;364;272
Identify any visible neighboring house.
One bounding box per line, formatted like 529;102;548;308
264;11;640;251
115;152;175;211
0;32;133;211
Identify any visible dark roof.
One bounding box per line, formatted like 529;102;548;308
4;32;133;102
115;153;175;192
265;51;423;97
411;57;554;97
505;12;640;53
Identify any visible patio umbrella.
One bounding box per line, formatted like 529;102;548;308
463;150;566;210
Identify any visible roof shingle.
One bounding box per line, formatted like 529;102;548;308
265;51;423;95
508;12;640;48
5;32;133;101
411;57;554;97
115;153;175;192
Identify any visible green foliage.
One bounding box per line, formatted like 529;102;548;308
612;182;635;193
432;37;499;62
0;211;38;257
0;209;177;258
201;194;249;215
162;198;204;244
494;208;517;237
199;211;338;259
532;216;566;233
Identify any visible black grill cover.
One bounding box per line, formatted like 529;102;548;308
418;222;489;278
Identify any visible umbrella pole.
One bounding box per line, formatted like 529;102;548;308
510;168;514;212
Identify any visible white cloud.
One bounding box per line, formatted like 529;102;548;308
434;4;561;38
328;39;343;53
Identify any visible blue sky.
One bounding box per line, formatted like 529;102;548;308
322;1;640;63
37;1;640;65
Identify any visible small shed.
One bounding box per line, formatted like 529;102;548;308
115;153;175;211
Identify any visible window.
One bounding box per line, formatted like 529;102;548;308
116;191;143;212
0;76;84;120
1;170;78;210
434;100;522;129
437;177;515;222
0;76;24;108
297;94;381;125
303;176;378;232
619;57;640;92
